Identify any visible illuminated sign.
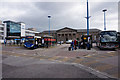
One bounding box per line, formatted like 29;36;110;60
26;36;34;39
84;37;87;40
44;38;56;41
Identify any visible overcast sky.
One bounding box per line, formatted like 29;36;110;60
0;0;119;32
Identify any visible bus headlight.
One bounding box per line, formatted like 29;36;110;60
31;45;34;47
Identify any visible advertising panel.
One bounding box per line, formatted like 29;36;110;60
21;23;25;37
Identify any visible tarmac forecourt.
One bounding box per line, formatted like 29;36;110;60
2;50;119;78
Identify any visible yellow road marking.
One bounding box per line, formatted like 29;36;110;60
48;56;59;61
98;55;108;58
84;55;92;58
2;51;32;57
74;59;83;63
90;55;108;60
83;61;98;65
32;56;41;59
13;54;23;57
95;64;114;71
87;56;101;60
40;58;44;60
58;61;62;62
109;53;117;55
103;53;117;57
107;52;117;55
60;57;71;62
84;55;107;60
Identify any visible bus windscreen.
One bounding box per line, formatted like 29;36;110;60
100;31;117;42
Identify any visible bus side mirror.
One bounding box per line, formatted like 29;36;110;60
117;32;120;36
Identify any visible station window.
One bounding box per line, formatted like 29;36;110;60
69;34;71;36
73;34;76;36
58;34;60;36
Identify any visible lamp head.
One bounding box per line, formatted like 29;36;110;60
48;15;51;18
103;9;107;12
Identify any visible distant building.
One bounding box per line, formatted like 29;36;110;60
27;28;36;31
3;20;25;40
3;20;41;41
25;28;39;36
0;20;5;43
39;27;101;42
39;30;57;38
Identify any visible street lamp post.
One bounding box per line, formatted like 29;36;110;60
102;9;107;31
87;0;90;36
86;0;91;50
48;15;51;36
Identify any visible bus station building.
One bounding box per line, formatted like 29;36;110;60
38;27;101;43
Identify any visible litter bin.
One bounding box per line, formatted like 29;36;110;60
68;47;71;51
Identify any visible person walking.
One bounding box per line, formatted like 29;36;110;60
71;40;74;51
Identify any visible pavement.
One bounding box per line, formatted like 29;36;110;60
1;44;119;79
2;51;99;78
2;58;98;78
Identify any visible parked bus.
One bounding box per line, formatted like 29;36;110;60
24;36;41;49
117;32;120;48
24;35;56;49
96;31;119;50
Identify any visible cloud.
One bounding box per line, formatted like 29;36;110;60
0;0;119;2
0;1;118;32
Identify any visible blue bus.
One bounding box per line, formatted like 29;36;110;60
24;36;41;49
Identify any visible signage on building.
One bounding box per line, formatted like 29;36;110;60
21;23;25;37
26;36;34;39
22;25;25;29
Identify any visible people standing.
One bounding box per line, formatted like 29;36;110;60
20;39;22;46
81;40;83;49
78;40;81;49
16;40;18;45
74;40;77;50
10;40;12;46
46;39;48;48
4;39;6;46
42;39;44;47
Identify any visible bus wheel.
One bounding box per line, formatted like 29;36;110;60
112;48;116;51
99;47;103;50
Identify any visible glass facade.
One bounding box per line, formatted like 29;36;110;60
5;21;21;36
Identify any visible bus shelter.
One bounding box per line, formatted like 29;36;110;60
42;35;57;48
